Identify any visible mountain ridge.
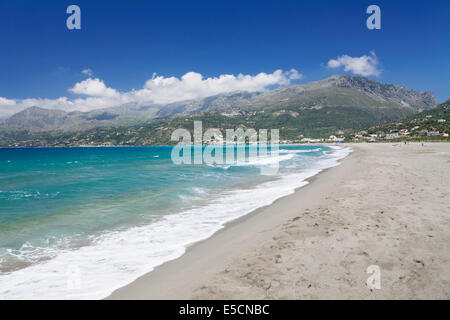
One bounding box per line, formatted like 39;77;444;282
0;75;438;135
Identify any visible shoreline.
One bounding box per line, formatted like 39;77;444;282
107;145;356;299
1;140;448;150
0;144;347;299
108;142;450;299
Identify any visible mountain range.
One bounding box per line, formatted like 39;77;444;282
1;75;437;130
0;75;439;147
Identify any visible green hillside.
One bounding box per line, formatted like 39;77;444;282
0;76;441;147
347;100;450;142
0;104;418;147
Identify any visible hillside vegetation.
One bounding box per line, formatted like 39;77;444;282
0;75;440;147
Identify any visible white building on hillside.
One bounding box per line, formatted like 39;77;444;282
385;133;399;139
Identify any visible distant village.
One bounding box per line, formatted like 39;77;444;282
280;114;448;144
2;106;448;148
347;114;448;142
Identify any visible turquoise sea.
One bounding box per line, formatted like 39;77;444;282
0;145;351;299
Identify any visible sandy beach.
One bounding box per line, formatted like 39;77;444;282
109;142;450;300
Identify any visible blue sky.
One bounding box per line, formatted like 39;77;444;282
0;0;448;116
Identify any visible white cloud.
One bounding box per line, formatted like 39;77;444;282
140;69;302;104
327;52;380;76
70;78;120;98
81;68;93;77
287;68;302;80
0;69;302;117
0;98;18;118
0;97;16;106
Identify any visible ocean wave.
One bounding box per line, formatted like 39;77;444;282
279;148;322;154
0;146;351;299
0;190;60;200
207;152;294;169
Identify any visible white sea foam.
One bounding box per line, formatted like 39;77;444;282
0;190;60;200
237;153;294;166
0;146;351;299
209;152;294;169
279;148;321;154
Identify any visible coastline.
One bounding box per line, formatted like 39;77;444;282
107;144;354;299
0;144;346;299
108;142;450;299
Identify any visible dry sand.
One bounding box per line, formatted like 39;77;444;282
109;142;450;300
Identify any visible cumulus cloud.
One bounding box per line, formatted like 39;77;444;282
140;69;302;104
0;97;16;106
0;69;302;117
327;52;380;76
81;68;93;77
70;78;120;98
